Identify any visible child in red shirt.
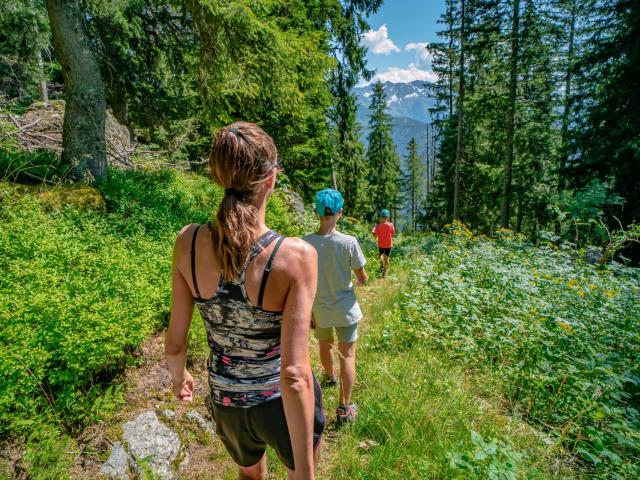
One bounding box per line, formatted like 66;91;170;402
372;209;395;277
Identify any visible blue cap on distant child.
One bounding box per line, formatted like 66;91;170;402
380;209;390;218
315;188;344;216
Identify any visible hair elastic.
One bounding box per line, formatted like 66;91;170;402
224;187;248;198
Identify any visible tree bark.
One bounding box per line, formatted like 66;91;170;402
36;49;49;107
447;0;454;118
30;0;49;107
46;0;107;182
452;0;466;221
501;0;520;228
559;0;576;189
107;77;134;140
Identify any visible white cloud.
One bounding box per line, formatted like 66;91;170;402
371;64;438;84
405;42;432;69
362;25;400;54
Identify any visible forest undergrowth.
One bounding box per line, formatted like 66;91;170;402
1;171;639;479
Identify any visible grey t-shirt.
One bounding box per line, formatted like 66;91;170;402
302;231;366;328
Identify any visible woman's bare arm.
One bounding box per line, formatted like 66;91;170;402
280;239;317;479
164;226;195;401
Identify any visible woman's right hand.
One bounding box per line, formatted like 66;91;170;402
172;370;194;402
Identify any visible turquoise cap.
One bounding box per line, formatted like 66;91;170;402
315;188;344;216
381;209;390;217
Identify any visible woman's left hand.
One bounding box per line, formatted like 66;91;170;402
172;370;194;402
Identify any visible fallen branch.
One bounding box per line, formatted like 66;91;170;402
0;118;42;139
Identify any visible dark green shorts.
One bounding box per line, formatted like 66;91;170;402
210;377;325;470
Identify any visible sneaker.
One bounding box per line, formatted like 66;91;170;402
336;404;357;425
321;374;338;387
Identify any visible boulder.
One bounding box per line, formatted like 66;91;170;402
186;410;214;435
123;411;187;480
99;442;129;480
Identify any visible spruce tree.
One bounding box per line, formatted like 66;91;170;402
570;0;640;253
405;137;424;232
328;1;382;216
366;81;400;216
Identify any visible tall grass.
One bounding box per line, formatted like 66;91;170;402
322;263;572;479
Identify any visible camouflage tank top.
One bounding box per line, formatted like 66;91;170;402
191;224;285;407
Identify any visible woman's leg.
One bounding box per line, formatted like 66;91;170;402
318;338;335;378
238;453;267;480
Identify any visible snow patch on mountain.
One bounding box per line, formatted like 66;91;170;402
355;80;436;157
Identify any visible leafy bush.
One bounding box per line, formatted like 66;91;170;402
399;223;640;478
0;167;309;438
21;426;76;480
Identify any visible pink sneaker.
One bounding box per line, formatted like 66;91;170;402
336;404;357;425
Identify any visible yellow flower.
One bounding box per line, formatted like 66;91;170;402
556;320;573;334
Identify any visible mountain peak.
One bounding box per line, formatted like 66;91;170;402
354;80;435;157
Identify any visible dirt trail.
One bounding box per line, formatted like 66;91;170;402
71;268;404;479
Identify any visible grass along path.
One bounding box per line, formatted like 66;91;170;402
312;264;576;480
68;258;575;479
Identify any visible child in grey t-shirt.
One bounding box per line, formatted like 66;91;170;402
303;188;368;425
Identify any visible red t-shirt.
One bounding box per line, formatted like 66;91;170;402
373;222;395;248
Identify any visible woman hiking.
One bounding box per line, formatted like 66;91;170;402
164;122;325;480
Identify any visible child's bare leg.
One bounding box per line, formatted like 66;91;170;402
319;338;335;378
338;342;356;405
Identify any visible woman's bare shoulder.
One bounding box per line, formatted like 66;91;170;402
174;224;200;255
274;237;317;274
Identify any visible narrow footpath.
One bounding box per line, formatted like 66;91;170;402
73;262;571;479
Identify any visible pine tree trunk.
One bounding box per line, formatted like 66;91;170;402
330;156;338;190
447;0;454;118
501;0;520;229
30;0;48;107
559;0;576;189
453;0;465;221
36;49;48;107
108;78;134;140
46;0;107;182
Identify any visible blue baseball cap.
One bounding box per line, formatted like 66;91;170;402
315;188;344;216
380;209;390;217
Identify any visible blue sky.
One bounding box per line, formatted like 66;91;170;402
361;0;446;84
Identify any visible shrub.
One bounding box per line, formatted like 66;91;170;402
400;224;640;477
0;167;309;438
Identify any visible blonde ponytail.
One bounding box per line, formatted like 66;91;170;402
208;122;278;281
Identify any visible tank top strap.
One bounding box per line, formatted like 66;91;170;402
238;230;281;281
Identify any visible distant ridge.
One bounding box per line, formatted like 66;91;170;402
354;80;435;158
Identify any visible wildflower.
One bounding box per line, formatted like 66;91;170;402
556;319;573;334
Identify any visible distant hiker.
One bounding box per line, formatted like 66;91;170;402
303;189;368;425
372;209;395;278
165;122;324;480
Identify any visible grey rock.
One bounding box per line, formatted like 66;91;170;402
279;186;306;216
162;409;176;420
100;442;129;480
123;411;186;480
585;245;602;265
186;410;214;435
